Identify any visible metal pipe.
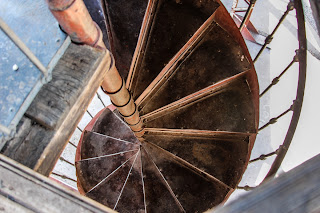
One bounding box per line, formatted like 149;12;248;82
46;0;104;48
46;0;144;137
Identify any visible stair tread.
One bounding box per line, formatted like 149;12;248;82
144;76;256;133
140;21;251;114
80;130;139;160
143;132;249;188
104;0;148;79
142;142;230;212
141;148;185;213
85;152;138;208
91;108;139;144
76;150;138;193
129;0;220;99
115;151;145;213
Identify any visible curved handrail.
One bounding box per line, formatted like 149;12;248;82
263;0;307;182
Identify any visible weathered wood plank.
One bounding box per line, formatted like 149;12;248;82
0;154;115;213
212;154;320;213
1;43;111;176
26;43;103;130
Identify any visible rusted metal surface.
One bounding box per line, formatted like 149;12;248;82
144;77;256;133
135;12;217;107
263;0;307;181
85;153;138;208
141;148;185;212
144;128;253;140
91;108;140;143
114;151;145;213
142;72;246;120
128;0;220;99
76;150;138;192
142;141;231;212
80;131;139;159
103;0;148;79
138;20;251;114
143;133;250;188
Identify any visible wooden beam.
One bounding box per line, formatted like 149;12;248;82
0;154;115;212
212;153;320;213
1;43;111;176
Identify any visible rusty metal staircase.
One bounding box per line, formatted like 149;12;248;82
75;0;260;212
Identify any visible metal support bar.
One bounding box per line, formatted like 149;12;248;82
260;49;300;97
237;185;255;191
239;0;257;31
258;103;294;131
0;17;48;79
96;92;106;108
253;0;295;62
59;156;75;166
51;172;77;182
249;148;280;163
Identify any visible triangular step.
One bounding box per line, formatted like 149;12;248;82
138;20;251;114
76;150;138;193
104;0;149;79
141;148;185;212
80;130;139;159
143;76;256;133
91;108;139;143
115;151;145;213
128;0;220;99
142;142;230;212
143;130;250;188
85;152;138;208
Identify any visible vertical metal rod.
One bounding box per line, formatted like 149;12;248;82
253;0;295;63
96;92;106;108
77;126;83;132
0;17;48;78
86;110;93;118
239;0;257;31
258;103;294;131
68;141;77;148
260;50;299;97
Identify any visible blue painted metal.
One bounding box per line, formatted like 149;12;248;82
0;0;67;140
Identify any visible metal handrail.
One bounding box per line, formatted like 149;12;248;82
262;0;307;181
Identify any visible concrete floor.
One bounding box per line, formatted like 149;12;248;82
51;0;320;206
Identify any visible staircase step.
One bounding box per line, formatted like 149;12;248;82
143;131;250;188
104;0;148;79
76;150;138;193
141;148;185;212
85;152;138;208
143;76;256;133
91;108;139;143
142;142;230;212
115;151;145;213
128;0;220;99
80;130;139;159
138;20;251;114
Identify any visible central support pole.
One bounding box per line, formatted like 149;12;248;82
46;0;144;137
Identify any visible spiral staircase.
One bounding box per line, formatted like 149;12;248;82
75;0;260;212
